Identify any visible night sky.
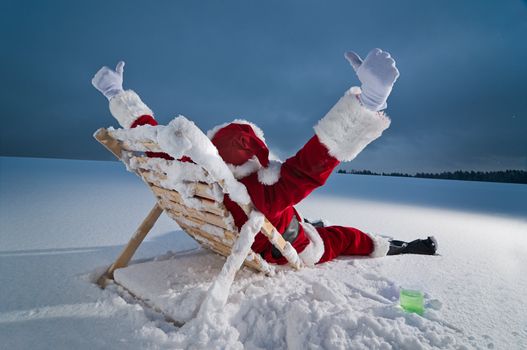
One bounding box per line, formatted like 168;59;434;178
1;0;526;173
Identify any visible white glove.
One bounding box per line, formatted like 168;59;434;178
345;49;399;111
91;61;125;100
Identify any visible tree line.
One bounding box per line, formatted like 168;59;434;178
336;169;527;184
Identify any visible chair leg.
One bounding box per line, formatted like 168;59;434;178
97;203;163;288
261;218;303;270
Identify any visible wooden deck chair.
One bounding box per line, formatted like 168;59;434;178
95;118;303;288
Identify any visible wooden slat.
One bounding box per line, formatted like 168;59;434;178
194;182;216;200
159;199;232;231
159;199;222;225
94;128;124;160
132;158;218;202
178;221;233;247
177;221;237;256
132;157;208;180
149;184;225;217
145;174;217;201
105;128;166;153
117;139;164;153
168;210;237;241
131;156;168;168
261;219;287;251
142;141;162;151
138;169;169;186
163;207;232;239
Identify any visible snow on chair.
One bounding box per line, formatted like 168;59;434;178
94;116;303;292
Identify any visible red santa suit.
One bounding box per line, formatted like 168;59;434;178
108;87;390;266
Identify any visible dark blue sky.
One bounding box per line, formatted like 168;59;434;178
1;0;526;173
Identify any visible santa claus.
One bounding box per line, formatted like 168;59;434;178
92;49;437;266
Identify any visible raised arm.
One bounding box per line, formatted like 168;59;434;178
92;62;174;160
91;61;156;129
250;49;399;214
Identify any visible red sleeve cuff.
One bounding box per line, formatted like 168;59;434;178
130;115;173;159
129;116;197;162
130;115;159;128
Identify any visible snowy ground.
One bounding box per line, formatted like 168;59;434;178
1;156;526;349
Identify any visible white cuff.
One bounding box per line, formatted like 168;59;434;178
257;160;282;185
367;234;390;258
314;87;391;162
298;222;325;266
109;90;153;129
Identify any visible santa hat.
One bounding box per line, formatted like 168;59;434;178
208;119;269;163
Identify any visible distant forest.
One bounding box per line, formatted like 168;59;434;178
337;169;527;184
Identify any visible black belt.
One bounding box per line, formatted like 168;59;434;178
270;216;300;259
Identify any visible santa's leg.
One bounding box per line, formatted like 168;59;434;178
316;226;375;263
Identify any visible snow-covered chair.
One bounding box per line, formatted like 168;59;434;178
95;116;303;288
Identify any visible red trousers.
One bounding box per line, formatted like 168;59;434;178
263;225;374;265
316;225;374;264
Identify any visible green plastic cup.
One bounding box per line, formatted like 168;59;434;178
400;289;424;315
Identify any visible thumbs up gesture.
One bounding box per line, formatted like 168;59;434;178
345;49;399;111
91;61;125;100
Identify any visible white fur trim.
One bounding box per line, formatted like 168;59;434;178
224;154;282;184
227;156;262;179
207;119;266;145
298;222;325;266
109;90;153;129
257;160;282;185
430;236;438;252
367;234;389;258
313;87;391;162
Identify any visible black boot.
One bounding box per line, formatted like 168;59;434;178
387;236;438;255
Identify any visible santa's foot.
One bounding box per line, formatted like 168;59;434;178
387;236;438;255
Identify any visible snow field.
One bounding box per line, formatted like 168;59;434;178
1;157;526;349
